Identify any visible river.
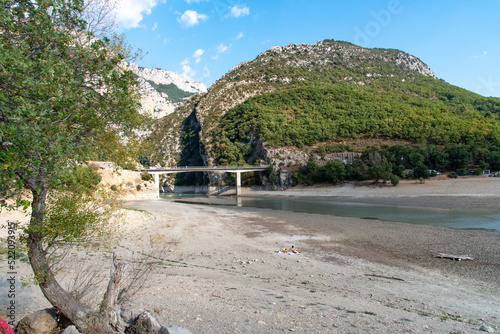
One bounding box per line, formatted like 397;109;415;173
161;193;500;233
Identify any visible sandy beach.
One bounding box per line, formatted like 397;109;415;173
1;177;500;333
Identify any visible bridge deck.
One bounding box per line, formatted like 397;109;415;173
141;166;268;173
141;166;269;197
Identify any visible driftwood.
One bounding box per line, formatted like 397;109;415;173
364;274;405;281
434;253;475;261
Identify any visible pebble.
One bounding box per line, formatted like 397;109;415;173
479;325;495;333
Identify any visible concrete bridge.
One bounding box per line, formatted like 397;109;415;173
141;165;269;197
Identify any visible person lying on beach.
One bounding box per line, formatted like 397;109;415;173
279;248;288;253
291;245;298;253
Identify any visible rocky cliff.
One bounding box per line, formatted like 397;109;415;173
125;62;207;118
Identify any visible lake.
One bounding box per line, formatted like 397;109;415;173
161;194;500;233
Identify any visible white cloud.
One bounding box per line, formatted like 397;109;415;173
178;10;208;28
212;43;230;60
203;66;210;77
115;0;160;29
471;51;488;59
181;59;196;80
217;43;228;54
193;49;205;64
180;49;206;79
152;22;158;31
236;32;244;40
185;0;207;2
193;49;205;58
226;4;249;18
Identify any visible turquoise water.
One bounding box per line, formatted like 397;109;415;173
238;198;500;232
161;194;500;232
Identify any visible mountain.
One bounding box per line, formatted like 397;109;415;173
147;39;500;180
125;62;207;118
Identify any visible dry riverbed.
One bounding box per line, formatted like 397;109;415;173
1;177;500;333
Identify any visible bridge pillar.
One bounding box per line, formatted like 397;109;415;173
236;171;241;196
154;173;160;199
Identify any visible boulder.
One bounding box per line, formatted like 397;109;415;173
16;308;59;334
124;310;192;334
60;325;81;334
128;311;162;334
166;325;192;334
121;308;143;327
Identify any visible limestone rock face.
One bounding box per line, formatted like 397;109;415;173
124;62;207;118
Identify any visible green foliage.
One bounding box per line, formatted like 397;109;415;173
305;160;318;174
413;163;430;179
389;174;400;186
488;151;500;170
26;191;120;249
210;84;500;165
146;81;194;103
324;160;346;184
472;168;483;176
0;0;144;203
56;166;102;194
447;145;472;171
318;143;354;155
141;172;152;182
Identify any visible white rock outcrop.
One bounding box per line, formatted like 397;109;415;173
124;62;207;118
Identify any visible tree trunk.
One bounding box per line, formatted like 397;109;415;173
99;254;128;333
27;186;130;333
27;187;93;332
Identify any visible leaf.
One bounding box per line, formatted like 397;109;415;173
20;200;31;211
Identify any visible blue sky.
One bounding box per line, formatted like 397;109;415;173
116;0;500;97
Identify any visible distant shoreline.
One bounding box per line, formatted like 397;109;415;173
239;177;500;211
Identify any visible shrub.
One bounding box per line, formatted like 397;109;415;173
390;174;400;186
448;172;458;178
110;185;118;191
141;172;152;181
473;168;483;176
269;173;279;184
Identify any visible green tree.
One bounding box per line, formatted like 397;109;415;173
324;160;346;184
0;0;143;332
413;163;430;179
447;144;472;171
305;159;319;174
487;151;500;171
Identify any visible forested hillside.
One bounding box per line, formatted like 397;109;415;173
148;39;500;186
